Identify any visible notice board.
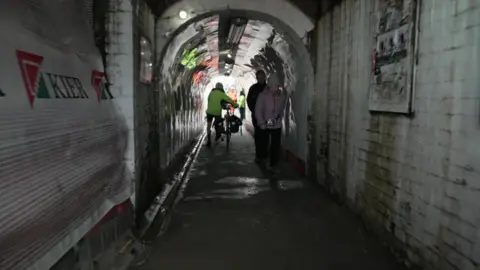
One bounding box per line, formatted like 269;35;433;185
369;0;417;113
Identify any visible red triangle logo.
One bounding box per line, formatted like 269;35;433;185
91;70;105;103
16;50;44;107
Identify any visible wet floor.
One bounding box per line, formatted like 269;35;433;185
136;131;406;270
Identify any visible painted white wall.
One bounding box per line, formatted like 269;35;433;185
314;0;480;269
106;0;135;198
106;0;135;171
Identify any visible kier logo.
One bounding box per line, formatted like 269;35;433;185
16;50;113;107
90;70;114;103
91;70;107;103
16;50;45;106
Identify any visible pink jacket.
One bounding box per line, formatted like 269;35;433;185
254;86;287;129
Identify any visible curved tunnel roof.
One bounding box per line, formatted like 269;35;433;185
158;12;312;98
152;0;315;99
154;1;316;163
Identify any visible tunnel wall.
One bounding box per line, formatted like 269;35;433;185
155;1;315;174
313;0;480;269
157;78;204;169
155;23;207;170
106;0;136;179
241;25;313;173
0;1;131;269
131;1;162;225
278;38;313;173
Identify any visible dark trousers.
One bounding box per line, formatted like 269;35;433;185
258;128;282;166
252;116;261;159
239;108;245;120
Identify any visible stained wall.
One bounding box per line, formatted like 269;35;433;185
313;1;480;269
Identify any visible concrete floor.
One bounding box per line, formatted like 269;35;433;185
136;131;407;270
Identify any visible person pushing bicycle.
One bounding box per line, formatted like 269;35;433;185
205;82;238;147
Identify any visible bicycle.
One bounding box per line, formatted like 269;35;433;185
223;104;233;150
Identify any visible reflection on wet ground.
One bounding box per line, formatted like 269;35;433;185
184;177;304;201
136;134;406;270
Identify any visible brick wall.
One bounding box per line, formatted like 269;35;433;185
314;0;480;269
106;0;135;179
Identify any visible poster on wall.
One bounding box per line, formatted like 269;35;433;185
369;0;417;113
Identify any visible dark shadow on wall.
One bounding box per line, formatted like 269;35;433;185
248;29;293;138
135;4;210;226
249;30;285;86
93;0;109;80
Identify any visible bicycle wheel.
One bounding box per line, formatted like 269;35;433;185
226;120;231;151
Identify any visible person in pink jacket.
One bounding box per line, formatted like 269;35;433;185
254;73;288;173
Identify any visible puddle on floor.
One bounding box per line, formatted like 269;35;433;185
183;177;304;201
214;176;270;186
276;180;304;190
184;186;271;201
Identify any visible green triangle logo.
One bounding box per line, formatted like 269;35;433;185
36;74;50;99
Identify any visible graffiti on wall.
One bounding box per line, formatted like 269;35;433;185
369;0;417;113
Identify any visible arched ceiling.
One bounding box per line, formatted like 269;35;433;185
159;13;303;96
154;0;315;100
145;0;320;22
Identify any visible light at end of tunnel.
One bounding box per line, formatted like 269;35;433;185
179;10;188;20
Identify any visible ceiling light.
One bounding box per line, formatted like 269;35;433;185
179;10;187;19
227;53;232;58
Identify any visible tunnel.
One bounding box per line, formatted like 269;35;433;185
152;2;314;181
2;0;480;269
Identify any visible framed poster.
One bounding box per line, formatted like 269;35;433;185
369;0;418;114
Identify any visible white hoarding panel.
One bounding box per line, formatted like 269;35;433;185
0;1;131;269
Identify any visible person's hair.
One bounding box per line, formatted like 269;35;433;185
215;82;224;89
267;72;281;87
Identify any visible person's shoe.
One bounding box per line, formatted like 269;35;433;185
215;133;222;141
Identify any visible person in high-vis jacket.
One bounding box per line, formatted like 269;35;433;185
205;82;238;147
238;90;246;120
227;88;238;114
